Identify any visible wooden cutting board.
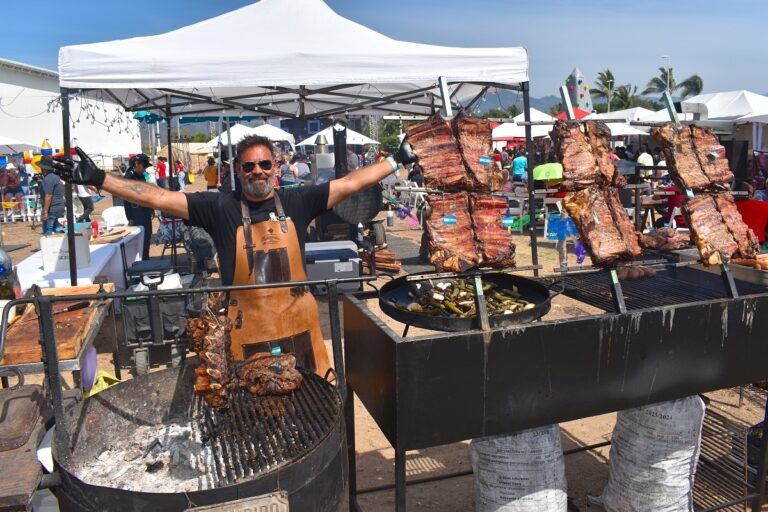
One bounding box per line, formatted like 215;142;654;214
0;284;113;366
90;227;134;244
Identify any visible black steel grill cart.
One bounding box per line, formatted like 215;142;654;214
343;265;768;511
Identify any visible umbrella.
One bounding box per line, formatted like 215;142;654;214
532;162;563;181
0;135;37;155
297;126;379;146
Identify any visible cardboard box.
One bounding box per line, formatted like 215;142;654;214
40;233;91;272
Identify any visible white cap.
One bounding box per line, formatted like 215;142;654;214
5;163;16;170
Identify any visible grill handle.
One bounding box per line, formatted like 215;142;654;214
547;280;566;298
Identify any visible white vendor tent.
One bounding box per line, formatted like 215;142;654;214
682;90;768;121
588;107;654;123
58;0;528;119
204;123;258;148
493;108;553;140
251;124;296;148
297;126;378;146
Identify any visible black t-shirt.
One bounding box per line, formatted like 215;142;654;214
186;183;330;285
123;169;153;224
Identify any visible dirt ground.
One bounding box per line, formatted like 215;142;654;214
4;179;765;511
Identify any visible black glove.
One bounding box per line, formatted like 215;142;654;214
45;147;106;189
395;136;417;165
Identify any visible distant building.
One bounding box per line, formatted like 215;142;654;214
0;58;140;167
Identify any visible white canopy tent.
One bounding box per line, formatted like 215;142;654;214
204;123;258;148
55;0;539;281
587;107;654;123
297;126;378;146
58;0;528;120
493;108;553;140
250;124;296;148
682;90;768;121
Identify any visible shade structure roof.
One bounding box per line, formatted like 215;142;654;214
58;0;529;120
682;90;768;121
297;126;378;146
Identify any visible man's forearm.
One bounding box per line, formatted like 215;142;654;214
101;174;189;219
327;160;395;209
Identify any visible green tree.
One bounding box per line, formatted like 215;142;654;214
612;84;639;110
192;131;209;143
643;67;676;96
548;103;563;117
590;69;616;109
677;74;704;98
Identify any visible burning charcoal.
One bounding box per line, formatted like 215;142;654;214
145;460;164;473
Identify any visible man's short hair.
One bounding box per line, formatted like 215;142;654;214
236;135;275;160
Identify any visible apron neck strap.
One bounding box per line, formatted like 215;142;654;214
273;193;289;234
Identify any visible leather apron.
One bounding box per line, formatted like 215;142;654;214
227;194;330;376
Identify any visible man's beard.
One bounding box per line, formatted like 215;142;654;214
241;175;274;198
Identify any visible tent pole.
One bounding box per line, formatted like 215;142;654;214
165;101;177;267
438;77;453;118
61;87;78;285
226;121;235;192
522;82;538;277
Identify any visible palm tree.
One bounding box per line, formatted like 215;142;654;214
643;68;704;99
590;69;616;108
643;67;676;95
612;84;639;110
677;74;704;98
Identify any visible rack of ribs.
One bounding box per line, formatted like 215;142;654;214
651;123;733;190
186;293;233;409
453;112;501;191
584;120;627;187
683;193;759;265
563;186;642;266
405;115;470;191
425;192;482;272
470;194;516;267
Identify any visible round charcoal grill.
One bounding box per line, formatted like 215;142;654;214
54;361;345;512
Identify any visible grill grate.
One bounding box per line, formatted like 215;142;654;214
190;370;341;487
694;409;749;512
561;266;767;312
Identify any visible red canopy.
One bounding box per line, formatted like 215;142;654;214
554;107;590;120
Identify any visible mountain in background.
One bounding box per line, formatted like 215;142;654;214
470;89;561;115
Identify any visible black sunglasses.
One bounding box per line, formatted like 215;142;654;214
241;160;273;173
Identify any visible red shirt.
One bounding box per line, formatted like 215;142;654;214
157;161;167;179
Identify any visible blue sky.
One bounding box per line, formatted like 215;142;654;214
4;0;766;98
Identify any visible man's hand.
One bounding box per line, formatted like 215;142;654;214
45;147;106;189
395;136;417;165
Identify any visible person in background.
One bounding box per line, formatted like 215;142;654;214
156;157;168;189
636;145;654;177
144;158;157;185
294;154;311;180
203;156;219;190
347;147;360;173
407;156;424;187
3;163;24;215
76;184;95;222
40;162;65;236
279;153;299;186
175;159;185;176
754;177;768;201
500;169;513;193
511;150;528;182
177;164;187;192
18;164;30;197
124;153;155;259
501;148;510;168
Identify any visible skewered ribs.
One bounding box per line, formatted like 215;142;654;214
236;353;303;396
405;113;500;192
682;193;759;265
563;186;642;266
186;293;304;408
550;120;625;190
639;227;692;251
470;194;516;268
425;192;481;272
651;124;733;190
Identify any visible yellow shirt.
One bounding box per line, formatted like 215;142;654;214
203;164;218;187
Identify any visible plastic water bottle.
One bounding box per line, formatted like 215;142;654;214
573;239;587;265
387;205;394;227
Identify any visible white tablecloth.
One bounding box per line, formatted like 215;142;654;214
18;227;144;294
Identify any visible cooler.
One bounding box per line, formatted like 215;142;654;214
305;241;361;294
